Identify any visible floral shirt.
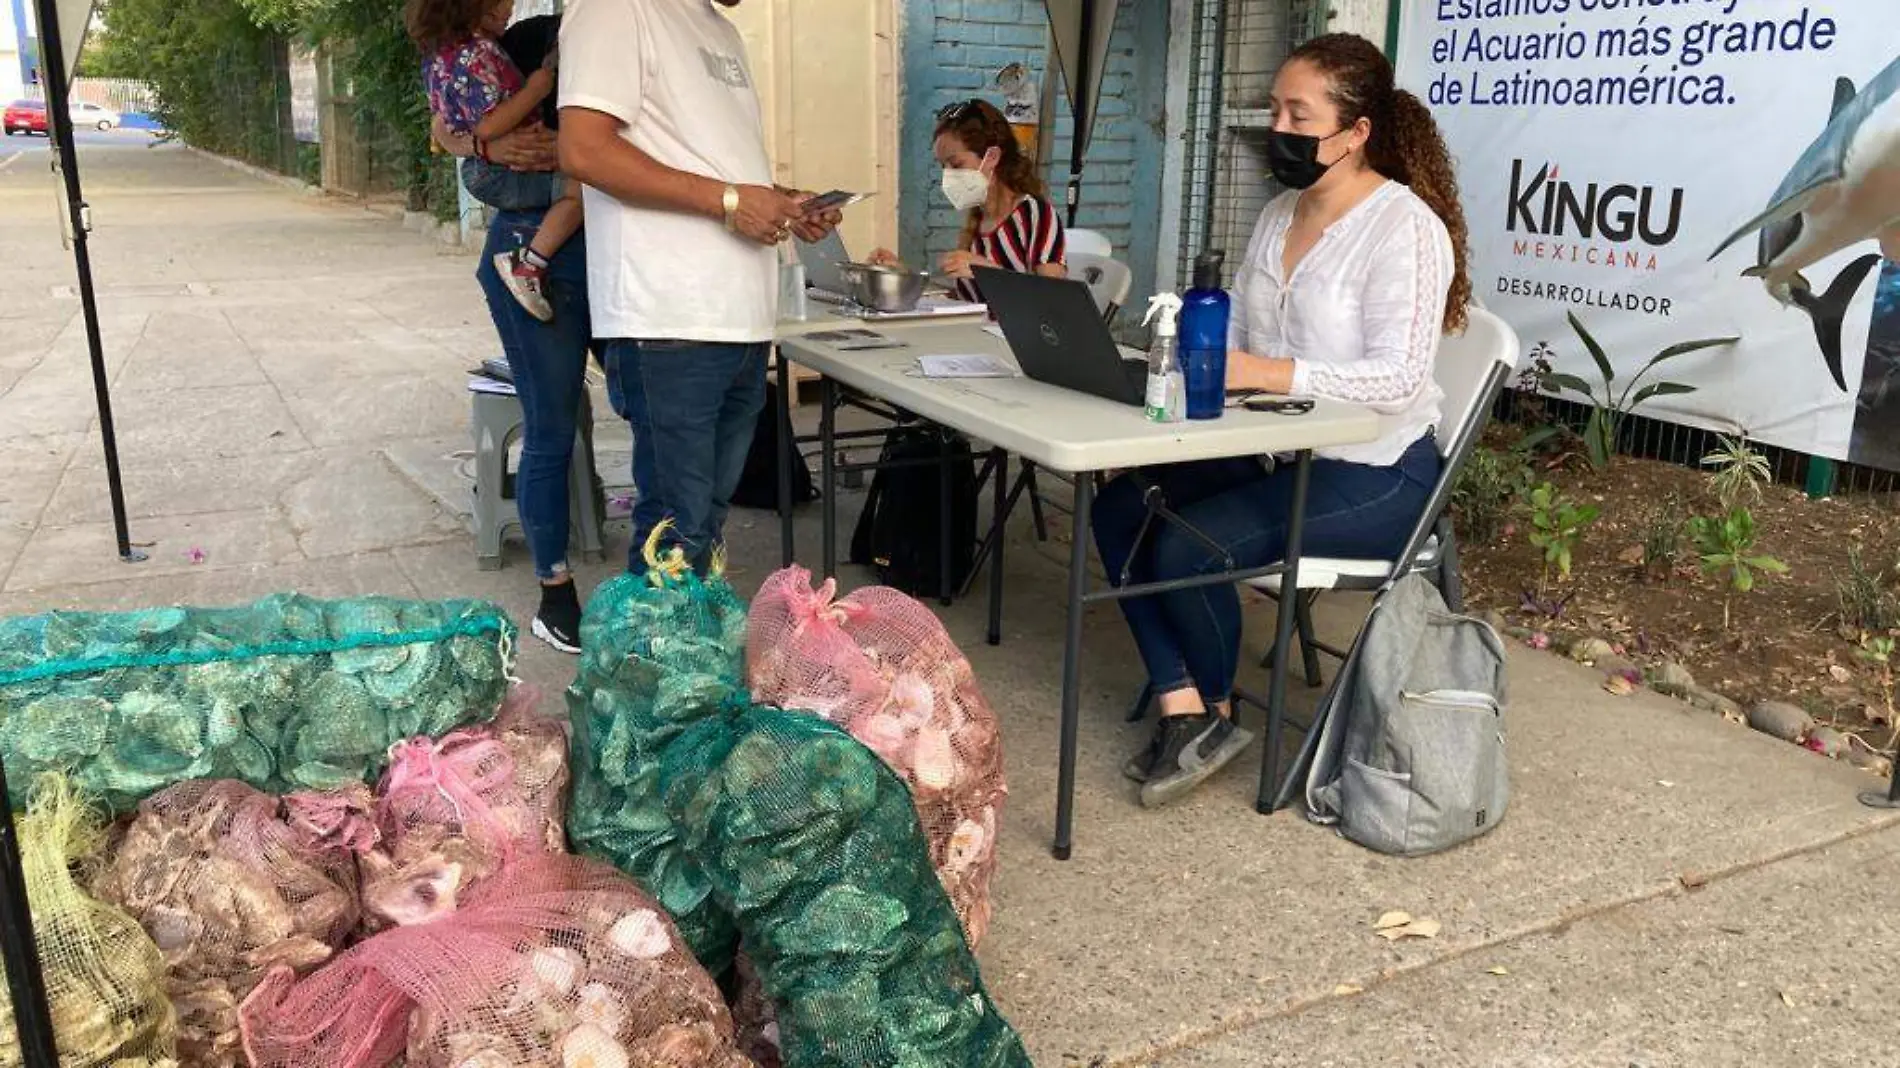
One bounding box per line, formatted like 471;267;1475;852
423;35;525;134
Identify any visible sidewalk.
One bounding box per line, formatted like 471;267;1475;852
3;142;1896;1067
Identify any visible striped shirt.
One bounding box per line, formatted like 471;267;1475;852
954;194;1067;303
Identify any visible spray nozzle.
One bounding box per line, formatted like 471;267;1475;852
1143;292;1184;336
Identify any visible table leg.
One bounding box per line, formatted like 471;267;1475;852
775;348;795;568
987;448;1007;646
1054;472;1094;860
820;378;838;580
1257;449;1312;814
939;431;953;606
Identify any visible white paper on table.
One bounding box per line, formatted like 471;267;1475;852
916;354;1017;379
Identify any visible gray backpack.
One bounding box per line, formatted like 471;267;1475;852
1305;573;1510;856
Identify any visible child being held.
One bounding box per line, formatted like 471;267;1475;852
409;0;580;323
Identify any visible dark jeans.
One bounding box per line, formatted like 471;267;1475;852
1091;435;1440;704
600;339;769;574
476;208;591;581
461;156;559;212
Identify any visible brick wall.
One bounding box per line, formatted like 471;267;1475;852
899;0;1168;311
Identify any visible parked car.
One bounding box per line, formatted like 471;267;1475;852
70;101;121;130
3;99;47;136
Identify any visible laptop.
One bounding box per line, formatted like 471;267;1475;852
795;230;855;304
974;266;1148;406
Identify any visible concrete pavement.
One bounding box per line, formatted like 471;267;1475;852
2;142;1896;1067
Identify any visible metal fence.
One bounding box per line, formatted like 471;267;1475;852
25;77;157;116
1493;389;1900;500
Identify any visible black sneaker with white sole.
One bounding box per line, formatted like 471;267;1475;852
1138;713;1255;808
531;581;582;655
1123;719;1167;782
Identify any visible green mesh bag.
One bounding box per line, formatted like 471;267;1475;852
566;561;749;975
565;534;1030;1066
0;595;516;812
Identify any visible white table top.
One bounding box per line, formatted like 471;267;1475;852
775;321;1383;474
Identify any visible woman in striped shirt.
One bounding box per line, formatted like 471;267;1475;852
872;98;1067;297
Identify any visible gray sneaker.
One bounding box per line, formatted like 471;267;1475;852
1138;714;1255;808
1122;720;1166;782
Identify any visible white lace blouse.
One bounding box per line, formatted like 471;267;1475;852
1228;181;1454;466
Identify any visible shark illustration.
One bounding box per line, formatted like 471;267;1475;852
1709;54;1900;392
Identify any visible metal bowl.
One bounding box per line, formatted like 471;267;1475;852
838;261;929;313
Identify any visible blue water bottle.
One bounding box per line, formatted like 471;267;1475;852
1180;251;1231;420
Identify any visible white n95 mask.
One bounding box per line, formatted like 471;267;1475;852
941;168;991;212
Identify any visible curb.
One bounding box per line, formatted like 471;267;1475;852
180;143;473;251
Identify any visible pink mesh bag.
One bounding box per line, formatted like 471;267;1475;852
92;779;373;1067
365;684;570;929
746;566;1007;947
237;852;754;1068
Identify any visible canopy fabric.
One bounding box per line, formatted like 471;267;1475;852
1041;0;1118;158
1040;0;1119;224
49;0;91;87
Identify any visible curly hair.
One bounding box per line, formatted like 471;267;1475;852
934;98;1044;246
1288;33;1471;334
404;0;495;51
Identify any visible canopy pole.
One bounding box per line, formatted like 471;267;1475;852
1064;0;1095;227
0;755;59;1067
32;0;145;565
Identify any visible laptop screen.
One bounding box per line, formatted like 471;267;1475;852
796;230;853;295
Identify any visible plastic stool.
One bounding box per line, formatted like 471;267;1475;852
471;389;607;571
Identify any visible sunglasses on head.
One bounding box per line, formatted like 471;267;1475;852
1226;390;1315;415
936;99;983;124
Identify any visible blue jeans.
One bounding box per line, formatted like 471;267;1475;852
1091;435;1440;704
476;208;591;581
461;157;559;212
600;339;769;574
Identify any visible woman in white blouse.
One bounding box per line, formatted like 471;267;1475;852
1094;33;1471;807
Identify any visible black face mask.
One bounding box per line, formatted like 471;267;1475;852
1265;128;1346;190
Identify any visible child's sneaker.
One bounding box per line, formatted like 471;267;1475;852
494;248;555;323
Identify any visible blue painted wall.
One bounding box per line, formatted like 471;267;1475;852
899;0;1169;311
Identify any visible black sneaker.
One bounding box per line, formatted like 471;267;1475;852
531;581;582;655
1138;713;1255;809
1123;719;1167;782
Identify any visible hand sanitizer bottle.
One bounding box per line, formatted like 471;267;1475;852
1143;293;1185;424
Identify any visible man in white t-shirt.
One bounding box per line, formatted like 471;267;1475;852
557;0;839;574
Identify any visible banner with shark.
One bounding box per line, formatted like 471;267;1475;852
1396;0;1899;470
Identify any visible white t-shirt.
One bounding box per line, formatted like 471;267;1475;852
1228;181;1454;466
559;0;776;342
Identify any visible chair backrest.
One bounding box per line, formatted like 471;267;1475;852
1069;253;1133;323
1067;228;1113;259
1431;305;1520;462
1387;306;1521;584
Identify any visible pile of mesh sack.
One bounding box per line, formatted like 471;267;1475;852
0;595;516;811
90;779;372;1067
236;852;753;1068
746;566;1007;947
363;684;570;928
1;773;178;1068
566;532;1031;1067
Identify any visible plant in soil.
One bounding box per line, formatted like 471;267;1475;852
1836;548;1900;633
1640;495;1688;582
1452;444;1534;545
1854;635;1897;749
1526;482;1600;592
1700;434;1772;510
1537;313;1738;471
1687;507;1789;630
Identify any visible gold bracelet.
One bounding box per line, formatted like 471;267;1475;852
722;184;740;232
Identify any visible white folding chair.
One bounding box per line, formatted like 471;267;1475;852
1067;227;1113;260
1249;305;1522;686
1125;305;1521;721
1068;253;1134;324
